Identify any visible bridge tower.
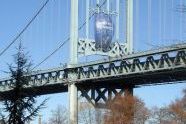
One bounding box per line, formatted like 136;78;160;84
69;0;133;123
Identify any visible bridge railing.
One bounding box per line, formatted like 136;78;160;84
0;67;67;92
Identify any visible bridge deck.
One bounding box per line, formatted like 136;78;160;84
0;43;186;98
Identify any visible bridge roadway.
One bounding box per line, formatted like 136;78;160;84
0;43;186;98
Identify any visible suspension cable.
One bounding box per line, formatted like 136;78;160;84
0;0;50;57
32;38;69;70
33;0;107;70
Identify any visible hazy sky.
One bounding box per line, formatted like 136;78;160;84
0;0;185;123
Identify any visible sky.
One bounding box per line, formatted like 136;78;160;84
0;0;186;123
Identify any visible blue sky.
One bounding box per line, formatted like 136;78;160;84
0;0;186;123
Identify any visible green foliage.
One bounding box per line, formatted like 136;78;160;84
2;43;47;124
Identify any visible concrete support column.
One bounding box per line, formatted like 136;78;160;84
69;83;78;124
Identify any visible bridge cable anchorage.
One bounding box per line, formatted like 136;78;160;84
0;0;50;57
32;0;108;70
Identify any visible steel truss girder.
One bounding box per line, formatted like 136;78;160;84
77;50;186;82
0;44;186;93
78;39;128;57
79;87;125;108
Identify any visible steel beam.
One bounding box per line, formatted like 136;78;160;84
79;87;125;108
126;0;133;53
70;0;78;65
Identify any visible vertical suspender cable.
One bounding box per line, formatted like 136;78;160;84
171;0;174;44
57;0;60;40
163;0;166;45
159;0;162;47
183;0;186;41
42;2;45;54
33;0;108;69
107;0;110;13
116;0;119;41
57;0;61;60
33;10;37;48
49;1;52;47
147;0;151;49
97;0;100;13
85;0;90;62
125;0;127;45
180;0;183;42
135;0;139;51
86;0;90;39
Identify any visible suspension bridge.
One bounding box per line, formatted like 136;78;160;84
0;0;186;124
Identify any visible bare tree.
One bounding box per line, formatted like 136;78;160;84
78;102;94;124
78;101;104;124
148;107;175;124
47;105;68;124
169;89;186;124
134;98;149;124
148;89;186;124
104;93;149;124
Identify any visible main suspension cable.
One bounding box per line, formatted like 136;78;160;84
32;0;107;70
0;0;50;57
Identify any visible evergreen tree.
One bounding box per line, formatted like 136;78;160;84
2;43;46;124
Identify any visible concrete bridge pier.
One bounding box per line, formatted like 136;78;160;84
69;83;78;124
